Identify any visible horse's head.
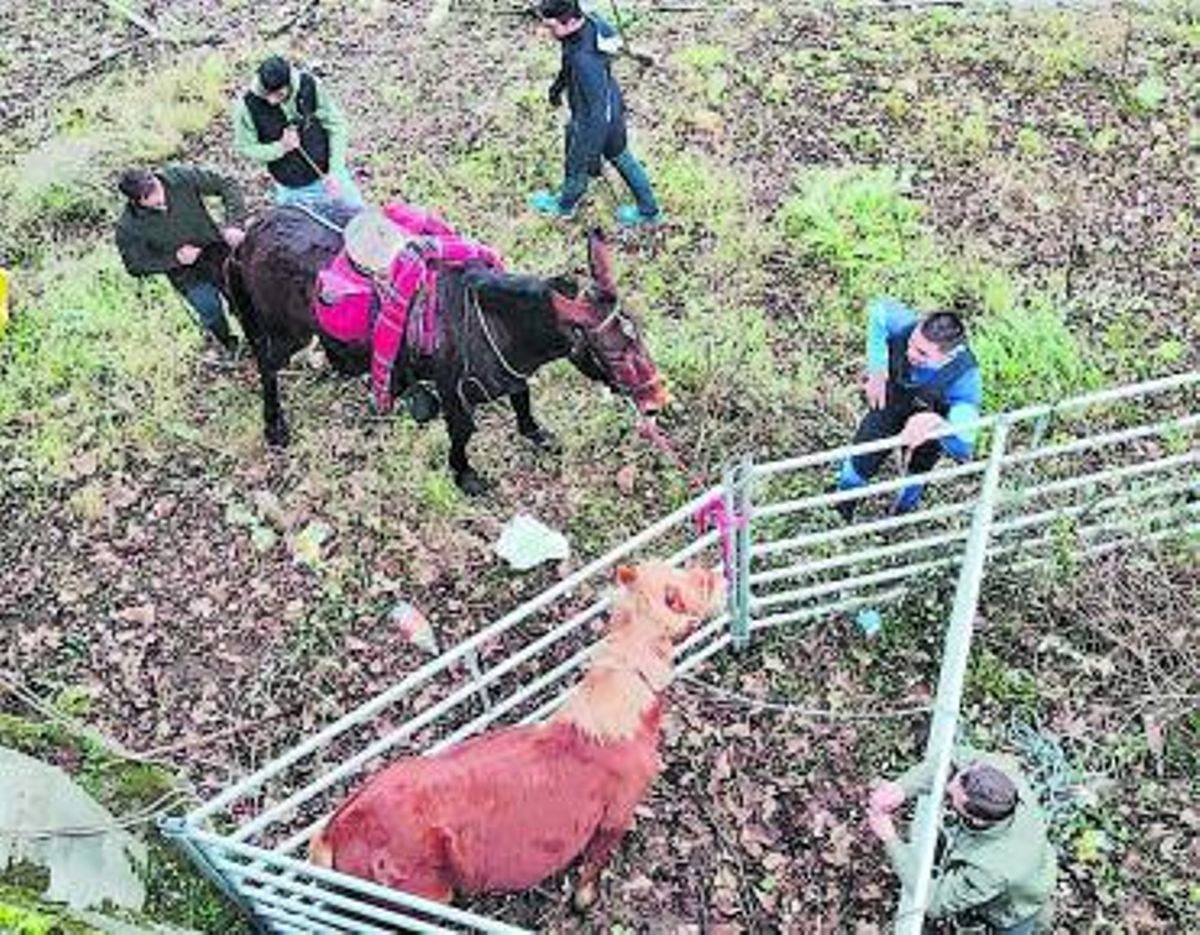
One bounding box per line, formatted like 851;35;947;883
548;229;668;416
614;561;725;642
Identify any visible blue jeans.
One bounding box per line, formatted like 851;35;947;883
275;166;365;209
560;148;659;216
181;281;235;347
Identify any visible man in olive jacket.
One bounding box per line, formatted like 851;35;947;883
114;164;246;352
867;746;1057;933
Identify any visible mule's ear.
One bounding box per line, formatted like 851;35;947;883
664;584;686;614
587;227;617;298
615;564;638;586
550;289;595;327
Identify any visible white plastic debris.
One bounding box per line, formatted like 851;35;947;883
391;601;438;655
494;514;570;571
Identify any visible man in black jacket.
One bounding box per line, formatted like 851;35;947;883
114;165;245;352
529;0;661;225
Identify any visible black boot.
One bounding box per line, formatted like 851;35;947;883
210;317;240;355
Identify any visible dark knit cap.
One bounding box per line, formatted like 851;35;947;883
257;55;292;93
961;764;1019;822
117;167;156;202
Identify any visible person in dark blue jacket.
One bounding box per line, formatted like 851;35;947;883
529;0;661;225
834;299;984;520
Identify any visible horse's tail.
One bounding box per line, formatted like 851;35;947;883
223;249;264;348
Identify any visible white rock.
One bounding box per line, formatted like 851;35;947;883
0;747;147;910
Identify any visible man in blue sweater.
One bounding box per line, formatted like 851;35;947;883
529;0;661;226
835;299;983;519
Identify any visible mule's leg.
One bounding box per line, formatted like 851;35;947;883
441;388;488;496
226;262;291;447
237;313;290;446
258;355;290;447
509;384;560;452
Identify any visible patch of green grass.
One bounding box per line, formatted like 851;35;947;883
967;649;1039;707
0;247;198;480
1016;125;1047;158
0;887;94;935
671;44;731;107
1017;11;1106;87
418;469;463;515
778;165;955;326
0;52;233;262
141;840;250;933
1095;309;1189;383
973;292;1101;410
652;304;786;402
1126;73;1170;115
914;95;994;159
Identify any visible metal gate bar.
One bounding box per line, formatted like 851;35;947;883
166;371;1197;932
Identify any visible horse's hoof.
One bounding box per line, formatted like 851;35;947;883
522;427;561;454
573;882;598;912
265;421;291;448
455;470;490;497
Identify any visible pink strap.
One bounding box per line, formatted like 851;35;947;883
382;203;456;238
694;493;747;584
370;259;424;413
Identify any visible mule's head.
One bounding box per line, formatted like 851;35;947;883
614;561;724;641
548;229;669;416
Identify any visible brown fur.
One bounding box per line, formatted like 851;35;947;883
307;561;722;905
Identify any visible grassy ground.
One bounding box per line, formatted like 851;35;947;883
0;0;1196;930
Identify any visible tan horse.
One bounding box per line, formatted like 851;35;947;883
310;561;722;908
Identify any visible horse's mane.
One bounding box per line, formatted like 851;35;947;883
551;585;678;743
459;268;563;305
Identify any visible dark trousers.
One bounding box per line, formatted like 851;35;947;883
849;403;943;481
559;120;658;216
178;281;235;347
169;244;236;349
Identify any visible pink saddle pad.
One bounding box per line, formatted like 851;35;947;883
313;251;374;344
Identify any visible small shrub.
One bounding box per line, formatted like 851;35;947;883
778;165;954;323
1127;73;1169;114
972;293;1101;410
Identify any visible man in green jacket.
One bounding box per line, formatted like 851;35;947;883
867;746;1057;933
232;55;363;208
114;164;246;352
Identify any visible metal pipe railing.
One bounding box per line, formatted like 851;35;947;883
187;485;723;826
894;419;1010;934
753;370;1198;478
168;371;1197;934
752;500;972;561
187;829;530;934
215;860;453;934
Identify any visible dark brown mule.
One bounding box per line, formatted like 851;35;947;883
224;204;667;494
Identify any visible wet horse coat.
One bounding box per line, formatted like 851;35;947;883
310;562;722;904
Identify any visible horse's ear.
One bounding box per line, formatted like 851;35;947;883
615;564;638;586
587;227;617;298
550;289;595;327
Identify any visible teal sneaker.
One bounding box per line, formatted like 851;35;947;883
615;204;663;227
528;190;576;220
